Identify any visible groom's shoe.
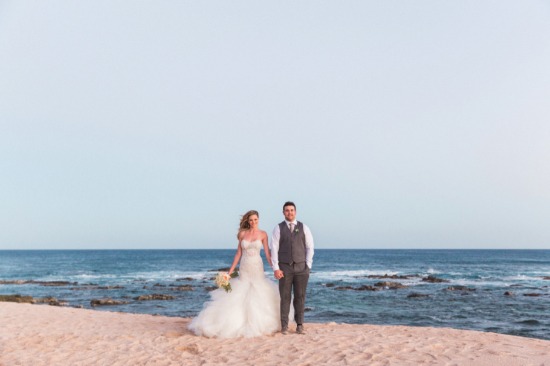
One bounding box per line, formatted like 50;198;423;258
296;324;306;335
281;326;288;335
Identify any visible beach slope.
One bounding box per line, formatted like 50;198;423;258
0;302;548;366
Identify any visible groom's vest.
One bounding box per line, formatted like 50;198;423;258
278;221;306;265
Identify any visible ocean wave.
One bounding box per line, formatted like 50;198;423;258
35;274;118;282
502;274;545;281
312;269;399;280
32;271;211;283
72;274;118;280
127;271;209;281
450;278;507;287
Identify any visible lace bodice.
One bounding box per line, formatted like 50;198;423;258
241;239;262;257
239;240;265;280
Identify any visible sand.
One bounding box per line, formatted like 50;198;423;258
0;302;548;366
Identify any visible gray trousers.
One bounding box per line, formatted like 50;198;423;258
278;262;310;328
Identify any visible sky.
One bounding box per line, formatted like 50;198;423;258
1;1;550;250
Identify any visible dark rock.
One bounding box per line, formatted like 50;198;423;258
542;277;550;280
324;283;335;288
374;281;407;289
153;283;166;287
407;292;430;298
446;286;475;292
134;294;175;301
38;281;77;287
211;267;232;272
0;280;29;285
176;277;195;282
334;285;378;291
304;307;313;312
90;298;129;306
523;293;542;297
422;276;449;283
366;274;417;279
169;285;193;291
334;286;355;291
70;285;124;290
32;296;67;306
0;280;77;286
205;286;218;292
0;294;34;303
356;285;379;291
504;291;514;296
0;294;67;306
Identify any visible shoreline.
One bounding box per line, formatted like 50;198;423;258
1;302;549;366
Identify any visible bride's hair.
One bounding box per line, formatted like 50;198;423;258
238;210;259;238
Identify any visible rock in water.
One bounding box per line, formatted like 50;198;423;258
422;276;449;283
90;298;129;306
134;294;175;301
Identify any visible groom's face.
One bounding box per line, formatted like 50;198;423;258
283;206;296;222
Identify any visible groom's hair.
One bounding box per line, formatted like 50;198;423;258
283;201;296;210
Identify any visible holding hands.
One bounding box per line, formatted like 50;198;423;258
274;270;284;280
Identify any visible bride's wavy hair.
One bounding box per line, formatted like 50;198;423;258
237;210;259;238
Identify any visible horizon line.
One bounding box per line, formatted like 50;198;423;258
0;248;549;251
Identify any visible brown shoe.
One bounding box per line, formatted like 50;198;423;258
296;324;306;335
281;326;288;335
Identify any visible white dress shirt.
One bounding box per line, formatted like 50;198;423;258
270;220;314;271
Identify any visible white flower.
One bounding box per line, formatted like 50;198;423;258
215;272;232;292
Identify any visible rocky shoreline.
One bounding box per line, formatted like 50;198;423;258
0;277;200;309
2;273;548;312
323;274;549;299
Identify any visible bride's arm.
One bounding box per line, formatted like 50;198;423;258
262;232;272;268
229;236;243;275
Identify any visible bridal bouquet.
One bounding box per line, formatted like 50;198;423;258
215;271;239;293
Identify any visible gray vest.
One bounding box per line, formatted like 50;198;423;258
278;221;306;264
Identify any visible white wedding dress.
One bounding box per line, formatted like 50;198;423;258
189;239;285;338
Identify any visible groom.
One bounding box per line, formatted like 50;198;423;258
270;201;314;335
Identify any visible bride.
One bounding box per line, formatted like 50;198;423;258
188;210;285;338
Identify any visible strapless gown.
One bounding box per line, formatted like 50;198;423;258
188;240;283;338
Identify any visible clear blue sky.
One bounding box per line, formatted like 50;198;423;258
1;1;549;249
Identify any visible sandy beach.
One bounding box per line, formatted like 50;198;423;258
0;302;548;366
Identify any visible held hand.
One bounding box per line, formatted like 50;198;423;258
274;270;284;280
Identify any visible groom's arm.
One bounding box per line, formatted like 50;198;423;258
270;225;283;278
304;224;314;269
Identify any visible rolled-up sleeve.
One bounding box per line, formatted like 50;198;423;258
303;224;314;269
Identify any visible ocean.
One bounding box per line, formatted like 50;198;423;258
0;249;549;340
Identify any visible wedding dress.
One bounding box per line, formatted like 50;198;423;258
189;239;285;338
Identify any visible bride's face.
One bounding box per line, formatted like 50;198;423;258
248;214;259;229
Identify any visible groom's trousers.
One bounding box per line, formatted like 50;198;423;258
279;262;310;328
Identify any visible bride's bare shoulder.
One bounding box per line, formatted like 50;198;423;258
237;230;246;241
